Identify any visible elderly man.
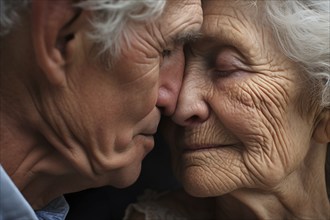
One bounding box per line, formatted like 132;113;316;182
0;0;202;219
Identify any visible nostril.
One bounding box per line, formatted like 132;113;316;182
184;115;202;126
157;106;166;114
172;101;210;126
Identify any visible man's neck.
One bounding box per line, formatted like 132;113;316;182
0;110;73;209
0;37;74;210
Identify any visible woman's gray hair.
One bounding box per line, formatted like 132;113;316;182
256;0;330;199
261;0;330;107
0;0;165;56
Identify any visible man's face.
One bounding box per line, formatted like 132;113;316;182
46;0;202;188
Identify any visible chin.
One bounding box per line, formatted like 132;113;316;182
179;167;211;197
182;179;231;198
110;164;142;188
180;167;233;198
182;181;215;198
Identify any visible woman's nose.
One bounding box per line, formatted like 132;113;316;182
172;75;209;127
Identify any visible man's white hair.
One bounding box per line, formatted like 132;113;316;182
76;0;165;56
0;0;29;36
261;0;329;107
0;0;165;56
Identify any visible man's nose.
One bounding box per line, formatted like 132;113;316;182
156;49;185;116
156;78;183;116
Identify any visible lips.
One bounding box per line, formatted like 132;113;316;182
141;124;158;136
138;109;161;136
181;143;240;152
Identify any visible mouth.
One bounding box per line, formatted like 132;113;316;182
138;109;161;136
140;133;156;139
131;134;155;158
181;143;241;152
140;126;158;136
138;134;155;141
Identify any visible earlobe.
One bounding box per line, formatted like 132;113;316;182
31;0;78;86
313;108;330;144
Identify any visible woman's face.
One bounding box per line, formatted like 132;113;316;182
165;0;321;197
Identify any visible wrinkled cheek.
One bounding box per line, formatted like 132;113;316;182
212;91;268;145
142;74;159;107
212;99;286;187
128;79;159;120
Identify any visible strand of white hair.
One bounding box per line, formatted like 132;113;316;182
263;0;330;107
0;0;165;56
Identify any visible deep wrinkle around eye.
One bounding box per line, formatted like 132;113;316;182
212;69;236;78
162;49;172;57
210;46;253;79
214;47;245;69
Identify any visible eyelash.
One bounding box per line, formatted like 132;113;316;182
213;69;235;78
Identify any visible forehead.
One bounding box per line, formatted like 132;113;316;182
201;0;260;49
202;0;257;14
157;0;203;40
198;0;286;69
202;0;257;31
163;0;202;15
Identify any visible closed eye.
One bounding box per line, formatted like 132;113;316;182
213;69;236;78
210;47;249;79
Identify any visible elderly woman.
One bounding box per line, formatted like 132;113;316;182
125;0;330;219
0;0;202;219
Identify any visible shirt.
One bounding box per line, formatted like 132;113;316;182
0;165;69;220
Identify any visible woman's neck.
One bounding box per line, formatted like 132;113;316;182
216;143;330;219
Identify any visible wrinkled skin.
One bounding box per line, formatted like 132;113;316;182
0;0;202;209
162;0;329;219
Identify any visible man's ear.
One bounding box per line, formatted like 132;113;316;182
31;0;81;86
313;108;330;144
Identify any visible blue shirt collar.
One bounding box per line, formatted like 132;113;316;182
0;165;69;220
35;196;69;220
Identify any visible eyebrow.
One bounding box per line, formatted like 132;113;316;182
171;30;202;45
